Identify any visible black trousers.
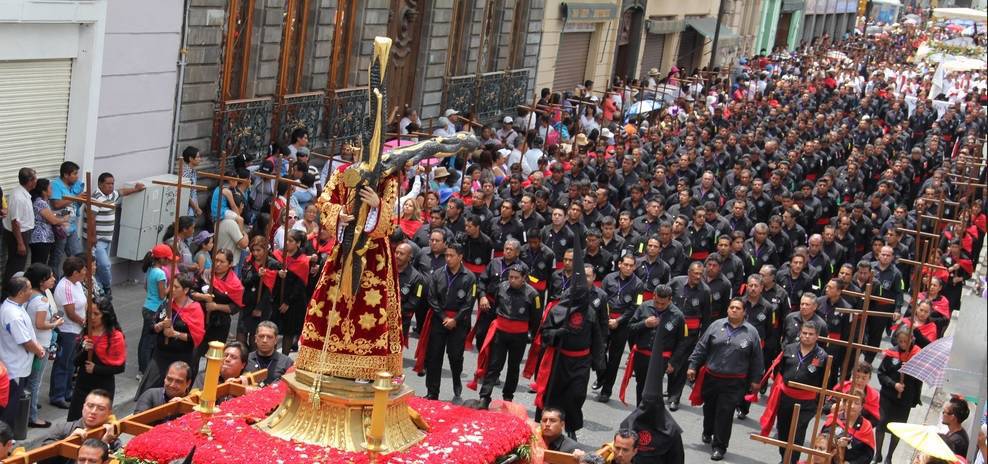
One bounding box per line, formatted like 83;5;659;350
3;229;31;289
401;312;414;342
479;331;527;401
667;337;697;401
863;308;892;363
631;352;651;406
701;375;746;452
776;395;816;464
425;318;468;398
599;325;630;396
541;352;591;434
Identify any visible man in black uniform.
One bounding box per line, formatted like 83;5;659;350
782;293;829;346
760;320;829;464
687;298;764;461
520;228;555;297
866;245;904;363
396;242;428;341
622;285;685;406
737;274;776;419
667;261;712;409
459;215;494;276
657;222;688;276
597;254;645;403
535;228;604;439
704;255;733;321
471;265;540;408
416;229;449;273
416;242;477;404
635;237;671;299
548;249;576;301
541;207;575;262
476;239;527;349
816;279;851;383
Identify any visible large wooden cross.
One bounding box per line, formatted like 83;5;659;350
62;172;117;360
151;159;209;325
818;283;896;384
750;404;837;464
195;151;250;238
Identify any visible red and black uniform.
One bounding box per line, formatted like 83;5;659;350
635;257;671;299
621;302;685;406
397;263;428;346
416;265;477;400
667;276;711;403
820;411;876;464
520;243;555;294
239;254;280;344
889;317;938;348
816;294;851;382
758;342;829;464
737;295;776;416
471;280;540;403
596;271;644;400
827;381;881;425
473;257;528;349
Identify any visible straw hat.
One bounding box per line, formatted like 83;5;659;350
574;133;590;147
648;68;660;77
432;167;451;179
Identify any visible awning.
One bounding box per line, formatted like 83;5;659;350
685;17;740;44
932;7;988;23
646;18;685;35
781;0;805;13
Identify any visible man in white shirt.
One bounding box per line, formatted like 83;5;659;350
497;116;518;147
3;168;37;286
522;137;545;176
85;173;145;296
0;276;46;424
432;117;454;137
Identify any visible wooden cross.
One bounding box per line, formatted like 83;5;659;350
819;284;896;384
750;404;837;464
62;172;117;360
784;355;861;446
151;159;209;329
195;151;249;238
252;159;304;245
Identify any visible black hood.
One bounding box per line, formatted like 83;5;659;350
620;316;682;454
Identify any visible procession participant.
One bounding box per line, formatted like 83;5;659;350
634;237;671;299
471;265;539;408
816;279;851;382
395;242;427;343
133;361;192;415
820;396;876;464
475;239;527;349
416;228;449;274
540;408;589;456
782;293;829;346
667;261;711;409
520;228;555;296
828;362;881;425
865;246;904;363
737;274;775;419
703;255;733;321
243;321;294;386
758;321;829;464
687;298;764;461
596;254;645;403
134;275;204;397
621;285;684;406
68;301;126;422
874;326;922;464
715;234;746;291
657;222;688;277
549;249;577;301
776;250;817;314
40;390;120;458
891;299;938;348
416;242;477;404
541;207;576;263
620;288;686;464
237;237;278;348
584;229;614;282
190;248;243;361
271;230;309;355
535;231;604;439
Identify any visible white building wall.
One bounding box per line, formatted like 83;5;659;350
93;0;182;181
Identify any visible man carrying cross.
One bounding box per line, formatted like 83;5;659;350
759;320;829;464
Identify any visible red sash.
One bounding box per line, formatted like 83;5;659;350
523;301;558;379
464;262;487;274
533;346;590;408
823;413;876;451
467;317;529;391
835;381;881;421
684;316;702;333
689;366;746;406
690;250;710;261
554;261;564;270
464;293;496;351
413;310;458;374
618;345;654;405
642;291;655;301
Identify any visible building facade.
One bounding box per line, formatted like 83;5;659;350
802;0;858;43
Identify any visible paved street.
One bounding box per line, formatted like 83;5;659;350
25;280;932;464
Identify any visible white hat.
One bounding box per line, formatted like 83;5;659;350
590;96;600;102
444;109;459;117
496;148;511;158
503;116;514;124
600;128;614;139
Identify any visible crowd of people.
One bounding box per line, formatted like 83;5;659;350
0;10;984;464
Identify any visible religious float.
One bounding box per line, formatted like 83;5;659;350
3;36;536;464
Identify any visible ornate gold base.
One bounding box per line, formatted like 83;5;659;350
255;370;426;453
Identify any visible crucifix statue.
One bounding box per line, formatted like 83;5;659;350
295;37;481;382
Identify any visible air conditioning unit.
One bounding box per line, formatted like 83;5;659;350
116;174;192;261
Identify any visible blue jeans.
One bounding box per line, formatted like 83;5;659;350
22;358;47;422
49;331;78;402
93;240;112;293
50;229;82;279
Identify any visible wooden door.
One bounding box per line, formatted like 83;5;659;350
386;0;427;112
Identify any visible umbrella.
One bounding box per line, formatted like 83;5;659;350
826;50;848;60
901;336;952;387
887;423;959;462
626;100;662;116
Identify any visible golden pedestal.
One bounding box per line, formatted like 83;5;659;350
255;370;426;453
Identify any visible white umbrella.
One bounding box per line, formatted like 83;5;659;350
826;50;848;60
626;100;662;116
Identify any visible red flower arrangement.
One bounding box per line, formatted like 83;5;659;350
122;382;534;464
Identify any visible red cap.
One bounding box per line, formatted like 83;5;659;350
151;243;175;260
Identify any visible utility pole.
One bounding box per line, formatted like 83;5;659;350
709;0;727;69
